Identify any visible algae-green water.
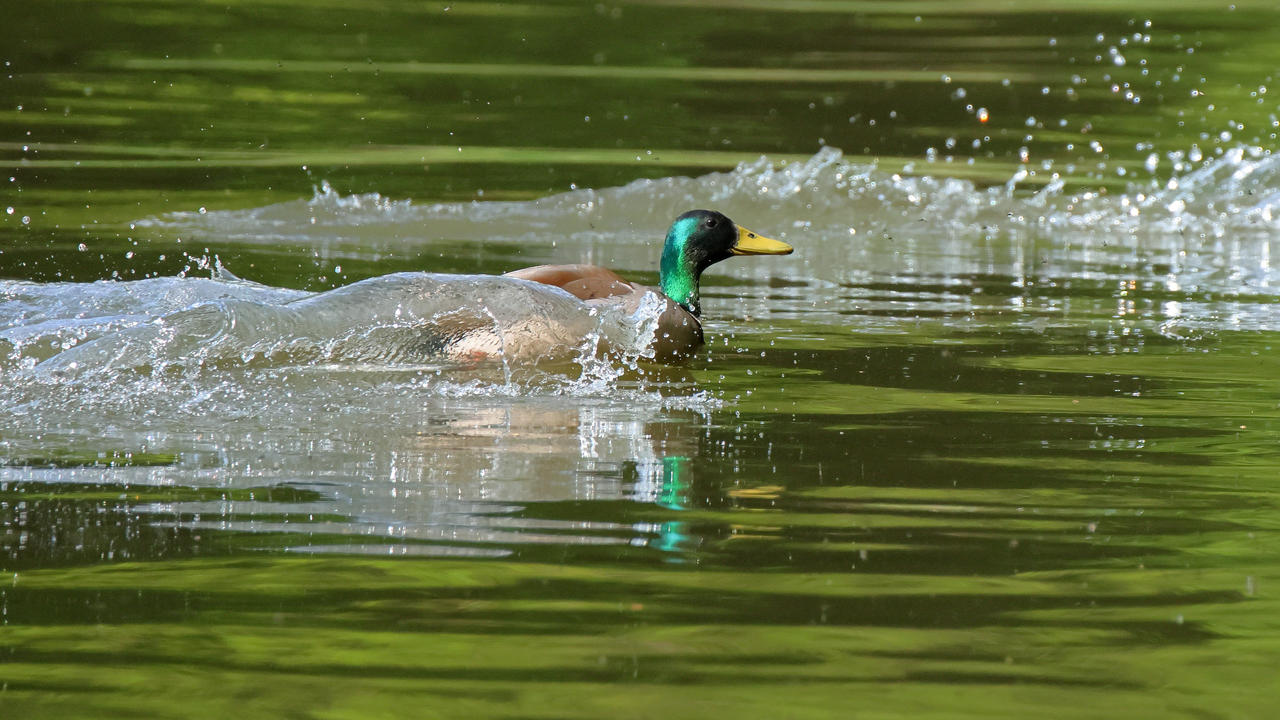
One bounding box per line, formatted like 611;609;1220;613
3;1;1279;718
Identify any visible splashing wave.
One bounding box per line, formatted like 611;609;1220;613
0;263;711;424
143;143;1279;243
142;142;1280;301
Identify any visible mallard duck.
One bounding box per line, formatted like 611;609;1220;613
505;209;793;361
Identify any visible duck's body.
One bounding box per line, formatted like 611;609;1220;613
504;210;792;362
505;263;702;360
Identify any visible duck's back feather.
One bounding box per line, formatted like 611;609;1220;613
504;264;633;300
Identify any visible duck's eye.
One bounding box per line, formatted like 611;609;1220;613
704;218;718;228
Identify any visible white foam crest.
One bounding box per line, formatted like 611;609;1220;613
562;290;669;395
688;145;1280;241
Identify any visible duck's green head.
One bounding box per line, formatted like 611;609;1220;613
659;209;793;316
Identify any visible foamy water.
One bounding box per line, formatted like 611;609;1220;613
0;264;698;432
142;143;1280;296
5;143;1278;432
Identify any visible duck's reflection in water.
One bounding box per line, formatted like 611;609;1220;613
149;401;706;557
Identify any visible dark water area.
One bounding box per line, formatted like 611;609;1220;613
3;1;1280;718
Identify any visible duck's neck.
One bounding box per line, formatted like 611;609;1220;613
660;236;700;316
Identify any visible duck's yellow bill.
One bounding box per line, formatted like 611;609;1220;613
731;225;793;255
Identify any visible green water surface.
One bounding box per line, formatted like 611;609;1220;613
3;1;1280;718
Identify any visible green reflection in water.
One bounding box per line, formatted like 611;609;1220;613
650;456;694;558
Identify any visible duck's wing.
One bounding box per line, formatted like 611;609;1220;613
504;264;637;301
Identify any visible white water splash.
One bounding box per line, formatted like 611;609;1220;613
0;266;719;428
142;143;1280;300
140;143;1280;244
